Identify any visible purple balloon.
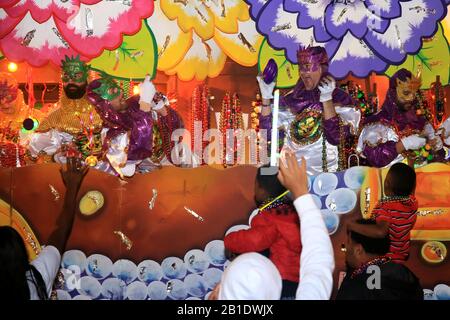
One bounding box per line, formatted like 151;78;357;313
263;58;277;84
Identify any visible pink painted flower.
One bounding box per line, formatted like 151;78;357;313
0;0;154;67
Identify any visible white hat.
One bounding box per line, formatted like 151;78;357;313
219;253;282;300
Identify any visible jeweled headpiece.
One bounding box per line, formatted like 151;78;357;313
0;72;18;103
297;46;328;73
61;55;89;83
92;72;122;101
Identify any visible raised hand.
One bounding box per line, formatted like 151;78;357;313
318;76;336;103
60;156;88;193
256;74;276;100
400;134;427;151
278;152;309;199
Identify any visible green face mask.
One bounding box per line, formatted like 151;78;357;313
93;73;123;101
61;55;89;83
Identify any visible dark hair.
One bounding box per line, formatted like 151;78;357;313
0;226;48;300
349;220;390;256
256;165;285;199
386;163;416;196
389;68;413;89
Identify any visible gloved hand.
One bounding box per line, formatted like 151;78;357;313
152;92;168;111
429;136;443;151
139;75;156;112
256;75;275;100
439;117;450;138
401;134;427;151
445;136;450;146
423;123;443;151
423;123;436;140
318;76;336;102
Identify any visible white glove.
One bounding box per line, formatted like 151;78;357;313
423;123;436;140
439;117;450;138
423;123;443;151
401;134;427;151
256;75;275;100
318;76;336;102
444;136;450;146
152;93;168;111
430;136;443;151
138;75;156;104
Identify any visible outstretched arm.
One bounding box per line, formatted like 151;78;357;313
347;219;390;238
278;153;335;300
47;157;88;253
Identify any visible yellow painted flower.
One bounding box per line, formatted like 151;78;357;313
147;0;263;81
161;0;249;39
165;34;227;81
442;13;450;43
214;19;264;67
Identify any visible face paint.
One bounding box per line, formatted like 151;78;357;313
395;76;421;109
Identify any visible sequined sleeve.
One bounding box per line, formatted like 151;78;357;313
356;122;401;167
86;91;131;131
258;102;290;145
323;106;361;146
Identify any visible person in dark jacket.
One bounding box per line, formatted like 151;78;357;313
336;219;423;300
224;165;301;299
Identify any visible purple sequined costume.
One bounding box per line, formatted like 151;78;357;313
259;73;359;174
358;69;444;167
87;80;183;162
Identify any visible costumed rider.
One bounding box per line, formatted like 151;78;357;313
25;56;103;163
357;69;445;168
86;73;184;178
0;72;44;131
0;72;43;167
257;46;360;175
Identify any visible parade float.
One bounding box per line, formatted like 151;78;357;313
0;0;449;300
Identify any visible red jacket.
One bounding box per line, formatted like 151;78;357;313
224;205;301;282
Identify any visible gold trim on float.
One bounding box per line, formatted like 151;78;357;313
0;198;41;261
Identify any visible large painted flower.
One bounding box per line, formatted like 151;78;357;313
147;0;263;81
0;0;154;67
247;0;449;78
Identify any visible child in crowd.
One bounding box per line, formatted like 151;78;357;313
224;165;301;299
348;163;418;263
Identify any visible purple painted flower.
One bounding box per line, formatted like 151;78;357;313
246;0;449;78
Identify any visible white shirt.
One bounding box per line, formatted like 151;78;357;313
26;245;61;300
294;194;335;300
277;106;361;175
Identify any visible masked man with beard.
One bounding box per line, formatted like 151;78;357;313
26;56;103;163
357;69;445;167
258;46;360;175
